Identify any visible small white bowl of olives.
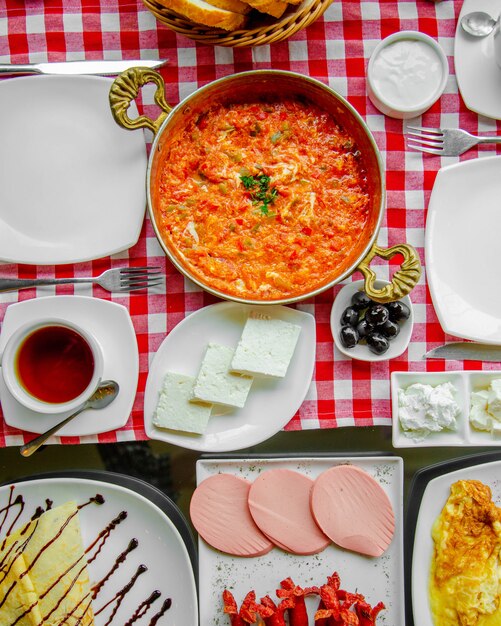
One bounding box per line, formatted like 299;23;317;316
330;279;414;362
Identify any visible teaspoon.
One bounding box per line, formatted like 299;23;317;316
19;380;119;457
460;11;497;37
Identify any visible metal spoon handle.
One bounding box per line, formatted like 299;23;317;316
19;406;86;457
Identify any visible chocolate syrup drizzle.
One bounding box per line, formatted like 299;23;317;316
95;564;147;624
0;487;25;546
86;510;128;564
124;590;162;625
0;518;40;592
92;538;138;597
149;598;173;625
0;488;173;625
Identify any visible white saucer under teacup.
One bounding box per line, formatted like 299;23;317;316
0;296;138;438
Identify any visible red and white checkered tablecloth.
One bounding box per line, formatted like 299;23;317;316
0;0;500;447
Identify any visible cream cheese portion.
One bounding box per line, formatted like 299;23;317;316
469;389;491;432
469;379;501;435
398;382;460;441
488;379;501;420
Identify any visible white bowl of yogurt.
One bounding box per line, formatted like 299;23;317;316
367;30;449;119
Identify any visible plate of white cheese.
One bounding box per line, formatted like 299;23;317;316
144;303;316;452
391;371;501;448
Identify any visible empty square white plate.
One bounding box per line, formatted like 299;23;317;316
0;75;147;264
425;156;501;343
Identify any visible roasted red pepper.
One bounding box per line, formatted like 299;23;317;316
223;573;384;626
276;577;319;626
354;599;385;626
259;595;286;626
224;589;280;625
317;583;343;626
318;575;385;626
240;591;260;624
314;600;331;625
223;590;245;626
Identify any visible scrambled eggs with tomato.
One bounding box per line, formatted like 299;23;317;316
155;98;372;300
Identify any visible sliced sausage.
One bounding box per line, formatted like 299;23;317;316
248;469;330;555
311;465;395;557
190;473;274;557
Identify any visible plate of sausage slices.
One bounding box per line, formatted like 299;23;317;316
192;456;403;626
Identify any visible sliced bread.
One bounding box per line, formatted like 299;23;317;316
204;0;252;14
243;0;288;17
157;0;248;29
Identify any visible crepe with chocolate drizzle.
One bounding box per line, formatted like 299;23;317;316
0;501;94;625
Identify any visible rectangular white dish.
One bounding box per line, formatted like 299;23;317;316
391;370;501;447
196;456;404;626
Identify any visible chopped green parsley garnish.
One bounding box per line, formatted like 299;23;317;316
240;174;278;216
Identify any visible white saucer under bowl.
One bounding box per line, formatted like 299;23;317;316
330;279;413;362
0;296;139;437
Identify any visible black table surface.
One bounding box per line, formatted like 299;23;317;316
1;425;498;624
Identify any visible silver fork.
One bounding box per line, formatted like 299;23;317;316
0;267;164;293
407;126;501;156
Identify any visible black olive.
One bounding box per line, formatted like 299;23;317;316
340;306;359;327
386;300;411;322
379;319;400;339
351;291;372;311
366;332;390;355
356;318;375;339
339;325;359;349
365;304;389;326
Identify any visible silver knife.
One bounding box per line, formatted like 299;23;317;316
0;59;167;76
424;343;501;362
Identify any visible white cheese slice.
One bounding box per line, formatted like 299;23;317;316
192;343;253;408
488;379;501;420
153;372;212;435
469;389;491;432
230;311;301;378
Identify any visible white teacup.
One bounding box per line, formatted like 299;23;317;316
0;319;103;414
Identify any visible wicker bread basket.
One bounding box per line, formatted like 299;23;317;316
143;0;333;47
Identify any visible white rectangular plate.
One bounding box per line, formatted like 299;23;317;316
196;456;404;626
392;370;501;447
